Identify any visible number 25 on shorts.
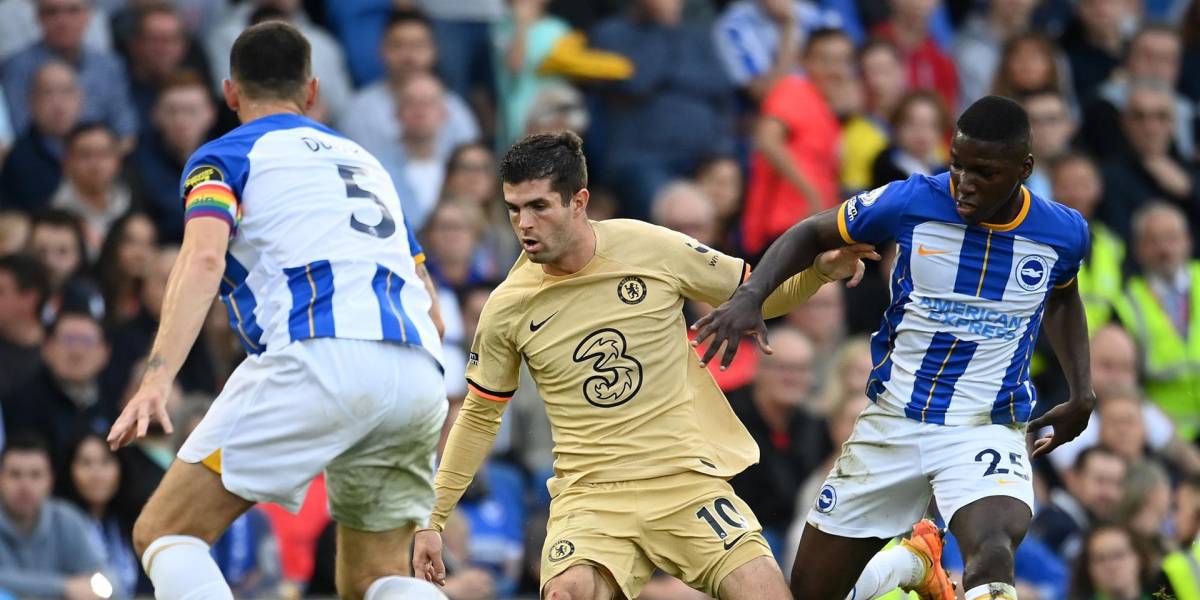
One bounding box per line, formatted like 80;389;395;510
975;449;1030;483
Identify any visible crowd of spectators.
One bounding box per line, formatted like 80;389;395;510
2;0;1200;598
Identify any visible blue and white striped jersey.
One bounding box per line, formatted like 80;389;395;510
837;172;1088;426
179;113;442;365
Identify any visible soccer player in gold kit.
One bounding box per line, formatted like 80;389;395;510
411;132;877;600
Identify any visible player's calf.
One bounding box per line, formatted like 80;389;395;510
135;462;254;600
950;497;1030;600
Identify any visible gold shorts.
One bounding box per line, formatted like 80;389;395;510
540;471;772;599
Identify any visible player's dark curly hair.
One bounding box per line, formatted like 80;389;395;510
499;131;588;205
230;21;311;104
957;95;1031;154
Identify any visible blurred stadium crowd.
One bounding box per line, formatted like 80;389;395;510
0;0;1199;598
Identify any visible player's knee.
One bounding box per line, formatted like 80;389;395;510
336;577;370;600
336;566;384;600
543;566;600;600
131;510;166;558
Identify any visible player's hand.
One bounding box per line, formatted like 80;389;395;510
107;382;174;451
413;529;447;586
1028;393;1095;459
814;243;881;287
690;289;768;370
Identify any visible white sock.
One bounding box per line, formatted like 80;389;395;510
364;576;449;599
844;545;926;600
964;583;1018;600
141;535;233;600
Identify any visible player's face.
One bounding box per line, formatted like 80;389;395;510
948;132;1032;225
503;179;584;265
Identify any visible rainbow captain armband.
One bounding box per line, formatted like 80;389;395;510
183;180;241;233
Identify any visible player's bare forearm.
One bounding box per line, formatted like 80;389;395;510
1029;280;1095;458
740;208;847;304
692;209;847;367
142;219;229;387
1042;281;1094;405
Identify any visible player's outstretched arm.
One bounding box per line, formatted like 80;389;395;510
415;391;509;584
108;218;230;449
761;243;880;319
692;207;848;369
1029;279;1096;458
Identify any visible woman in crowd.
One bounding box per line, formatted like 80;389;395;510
441;142;520;280
1070;524;1157;600
55;431;143;597
422;196;490;294
95;212;157;327
693;155;744;254
992;32;1078;112
870;90;952;188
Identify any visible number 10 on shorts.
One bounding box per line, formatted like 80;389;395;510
696;498;748;547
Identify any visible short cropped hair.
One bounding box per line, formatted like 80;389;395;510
499;131;588;205
1073;445;1123;474
47;308;104;337
956;95;1031;152
229;21;311;103
65;121;115;149
386;8;433;34
0;253;50;310
802;27;853;58
1;432;52;468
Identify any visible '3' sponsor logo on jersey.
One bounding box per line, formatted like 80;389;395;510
572;328;643;408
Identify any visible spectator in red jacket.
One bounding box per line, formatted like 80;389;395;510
742;27;852;257
871;0;958;110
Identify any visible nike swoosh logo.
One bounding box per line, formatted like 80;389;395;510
722;532;749;550
917;245;949;256
530;311;558;332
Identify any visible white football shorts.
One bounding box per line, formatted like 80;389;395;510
807;393;1035;539
178;337;447;531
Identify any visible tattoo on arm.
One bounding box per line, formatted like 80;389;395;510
145;353;165;372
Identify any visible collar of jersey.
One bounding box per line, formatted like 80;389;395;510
947;177;1031;232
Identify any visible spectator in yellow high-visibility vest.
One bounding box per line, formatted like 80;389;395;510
1115;202;1200;441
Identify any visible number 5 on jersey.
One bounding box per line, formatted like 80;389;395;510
338;163;395;239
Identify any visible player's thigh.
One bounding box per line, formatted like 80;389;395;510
636;473;775;598
325;344;447;531
807;405;930;540
717;555;789;600
133;460;254;556
334;522;416;600
790;523;888;600
541;483;652;600
926;422;1034;542
176;341;386;513
543;563;618;600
